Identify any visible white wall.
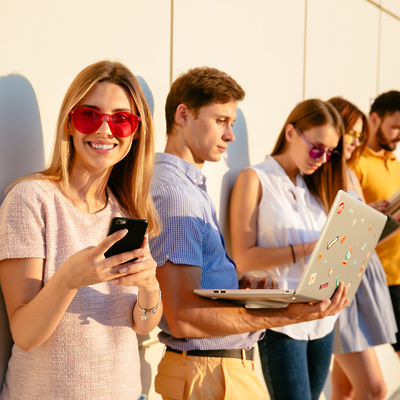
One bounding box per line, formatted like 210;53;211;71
1;1;400;398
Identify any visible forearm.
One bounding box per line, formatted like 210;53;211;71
168;283;348;338
9;272;78;351
168;298;288;338
234;242;313;273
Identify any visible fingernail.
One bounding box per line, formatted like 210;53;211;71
112;279;119;285
119;267;128;273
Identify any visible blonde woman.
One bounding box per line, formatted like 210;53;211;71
0;60;161;400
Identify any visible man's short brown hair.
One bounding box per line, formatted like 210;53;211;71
165;67;245;134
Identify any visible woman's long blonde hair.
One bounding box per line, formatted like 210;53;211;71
271;99;346;212
9;60;160;236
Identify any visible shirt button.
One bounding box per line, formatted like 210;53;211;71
166;255;170;260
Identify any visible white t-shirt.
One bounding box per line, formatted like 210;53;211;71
251;156;337;340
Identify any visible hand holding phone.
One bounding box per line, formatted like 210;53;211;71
104;217;148;262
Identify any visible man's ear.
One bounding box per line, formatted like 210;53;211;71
369;112;381;131
175;104;189;126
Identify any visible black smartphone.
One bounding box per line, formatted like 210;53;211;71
104;217;148;262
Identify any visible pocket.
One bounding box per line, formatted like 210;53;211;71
154;373;185;400
222;360;268;400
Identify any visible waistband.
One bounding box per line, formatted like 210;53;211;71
165;346;254;361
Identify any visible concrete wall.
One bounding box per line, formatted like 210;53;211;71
1;1;400;398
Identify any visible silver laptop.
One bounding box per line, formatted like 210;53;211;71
195;190;387;308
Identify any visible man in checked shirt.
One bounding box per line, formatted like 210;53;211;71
149;66;348;400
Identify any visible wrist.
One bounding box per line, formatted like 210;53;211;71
136;288;161;320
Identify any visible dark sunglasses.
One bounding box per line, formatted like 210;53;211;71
69;107;141;138
295;127;339;162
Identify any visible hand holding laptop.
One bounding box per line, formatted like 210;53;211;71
284;281;349;322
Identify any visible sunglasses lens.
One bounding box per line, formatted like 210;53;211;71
345;131;366;144
71;108;102;134
109;113;138;138
309;148;332;162
309;148;324;159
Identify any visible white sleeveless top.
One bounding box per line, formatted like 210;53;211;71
251;156;337;340
0;179;142;399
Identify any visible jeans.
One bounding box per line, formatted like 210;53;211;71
258;329;334;400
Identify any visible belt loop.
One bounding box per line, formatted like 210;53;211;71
241;349;246;367
182;350;187;365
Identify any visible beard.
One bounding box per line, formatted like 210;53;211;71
376;123;397;151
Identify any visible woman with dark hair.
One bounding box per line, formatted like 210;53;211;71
0;60;162;399
328;97;397;400
230;99;346;400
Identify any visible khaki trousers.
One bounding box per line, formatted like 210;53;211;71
154;349;268;400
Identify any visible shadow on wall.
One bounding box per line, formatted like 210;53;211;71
219;108;250;256
0;73;45;389
0;74;45;203
137;76;155;117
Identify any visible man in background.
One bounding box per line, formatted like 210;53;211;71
355;90;400;357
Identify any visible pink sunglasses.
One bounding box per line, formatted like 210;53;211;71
70;107;141;138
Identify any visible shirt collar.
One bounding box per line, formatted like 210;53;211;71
364;146;397;161
154;152;206;186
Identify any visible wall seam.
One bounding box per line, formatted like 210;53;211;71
302;0;308;100
169;0;174;86
376;5;382;95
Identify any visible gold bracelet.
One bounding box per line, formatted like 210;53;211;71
137;288;161;321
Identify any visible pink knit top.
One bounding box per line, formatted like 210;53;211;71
0;180;142;399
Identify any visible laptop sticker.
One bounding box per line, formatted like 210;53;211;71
327;236;338;250
341;235;346;244
337;202;344;214
328;269;334;276
318;253;323;261
336;276;340;287
352;218;357;226
320;282;329;289
353;260;358;267
342;260;347;266
309;273;316;285
349;208;354;214
361;243;367;251
347;281;352;289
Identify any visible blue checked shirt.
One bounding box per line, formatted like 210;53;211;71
149;153;263;351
